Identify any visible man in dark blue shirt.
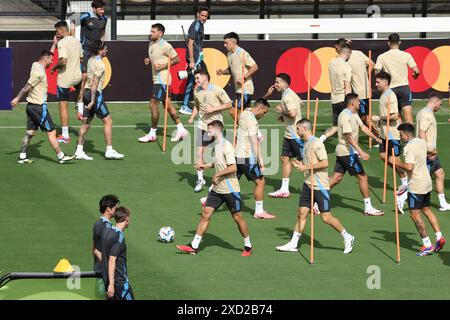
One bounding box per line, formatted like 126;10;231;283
101;206;134;300
179;6;209;115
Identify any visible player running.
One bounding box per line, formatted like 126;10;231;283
74;41;124;160
216;32;259;119
263;73;303;198
188;70;232;192
375;33;419;124
329;93;384;216
138;23;188;143
235;98;275;219
392;123;445;256
416;93;450;211
10;50;74;165
101;206;134;300
320;44;352;143
276;119;355;254
177;120;253;256
50;20;83;144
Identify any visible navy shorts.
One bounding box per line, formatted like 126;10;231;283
392;85;412;109
83;89;110;119
359;98;369;116
379;139;402;157
205;190;242;214
107;282;135;301
236;157;264;182
334;155;365;176
427;156;442;174
281;137;304;160
233;93;253;110
332;101;347;126
408;192;431;210
26;103;55;132
299;183;332;213
82;49;92;74
57;82;81;102
152;84;171;101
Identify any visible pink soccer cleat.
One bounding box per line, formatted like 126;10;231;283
138;134;157;143
171;129;189;142
254;211;276;219
269;189;290;198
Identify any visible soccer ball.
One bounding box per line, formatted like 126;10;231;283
158;226;175;243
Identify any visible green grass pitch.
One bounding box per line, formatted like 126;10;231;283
0;99;449;299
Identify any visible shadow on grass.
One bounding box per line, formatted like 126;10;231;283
438;251;450;267
178;230;242;253
371;230;420;253
275;227;343;252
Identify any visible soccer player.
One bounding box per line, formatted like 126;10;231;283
374;71;409;210
334;38;374;127
235;98;275;219
276;119;355;254
93;194;119;273
102;206;134;300
51;20;83;144
176;120;253;256
263;73;302;198
74;41;124;160
375;33;419;124
10;50;74;165
188;70;232;192
330;93;384;216
416;93;450;211
216;32;259;119
393;123;445;256
138;23;188;143
179;6;209;115
320;44;352;143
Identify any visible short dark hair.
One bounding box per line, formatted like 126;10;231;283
334;38;347;47
398;123;415;134
224;32;239;44
114;206;131;223
340;43;352;52
254;98;270;108
276;73;291;86
40;50;54;58
376;71;391;85
197;6;209;14
345;93;359;106
152;23;165;34
207;120;224;130
428;92;443;101
194;69;210;81
91;0;105;8
90;40;106;55
54;20;69;30
99;194;120;214
388;33;400;44
296;118;312;130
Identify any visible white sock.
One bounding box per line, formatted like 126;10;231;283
422;237;432;247
76;145;84;153
320;134;327;142
438;194;448;207
191;234;202;249
255;201;264;214
77;102;84;114
436;231;443;241
244;236;252;248
197;170;204;181
341;229;352;241
289;231;301;247
363;198;372;211
106;145;113;153
149;128;157;136
57;151;65;160
62;126;69;138
19;152;27;159
281;178;290;192
176;123;185;131
400;176;408;187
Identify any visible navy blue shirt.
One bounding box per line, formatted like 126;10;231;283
92;216;112;272
101;226;129;286
80;11;107;50
186;19;204;64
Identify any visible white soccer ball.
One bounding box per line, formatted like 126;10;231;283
158;226;175;243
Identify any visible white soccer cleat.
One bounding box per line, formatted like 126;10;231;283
439;203;450;212
343;235;355;254
59;154;75;164
105;149;124;160
74;151;93;161
17;157;34;164
269;189;290;198
397;185;408;196
171;129;189;142
194;179;206;193
138;134;157;143
364;208;384;216
276;243;298;252
313;202;321;215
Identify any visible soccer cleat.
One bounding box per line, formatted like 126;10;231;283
77;112;85;121
241;246;252;257
435;237;446;252
253;211;276;219
397;192;407;214
57;135;71;144
343;235;355;254
439;203;450;212
58;154;75;164
397;185;408;196
105;149;125;160
364;208;384;216
416;245;435;256
171;129;189;142
17;157;34;164
313;202;321;215
194;179;206;193
269;189;290;198
74;151;93;161
138;134;157;143
276;243;298;252
179;106;193;115
200;196;207;210
176;244;197;255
